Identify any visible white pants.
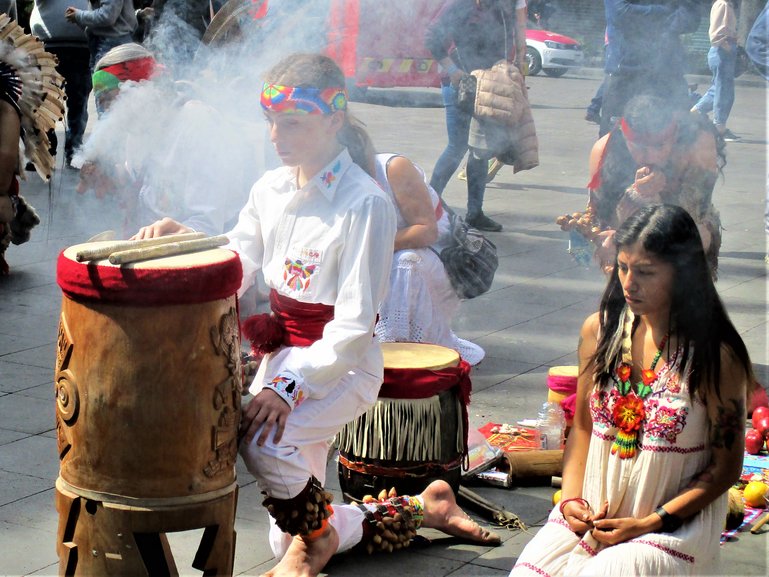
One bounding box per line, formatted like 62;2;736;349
239;367;381;558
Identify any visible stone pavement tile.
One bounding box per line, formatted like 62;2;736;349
0;469;53;508
458;294;557;337
0;343;57;370
0;520;59;576
720;538;769;576
0;333;51;358
742;324;769;369
0;310;54;339
17;382;55;402
0;361;54;394
0;488;57;532
466;359;538;394
0;393;55;435
0;426;27;447
0;435;58;480
469;375;551;424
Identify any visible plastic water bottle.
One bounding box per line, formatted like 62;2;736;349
537;401;565;450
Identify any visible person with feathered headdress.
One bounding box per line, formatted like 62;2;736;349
0;13;65;275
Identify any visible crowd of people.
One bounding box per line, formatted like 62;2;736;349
0;1;764;577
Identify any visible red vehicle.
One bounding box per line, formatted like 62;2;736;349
209;0;580;95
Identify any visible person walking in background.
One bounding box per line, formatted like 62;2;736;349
30;0;92;168
600;0;701;137
691;0;740;142
745;4;768;262
425;0;528;233
65;0;137;71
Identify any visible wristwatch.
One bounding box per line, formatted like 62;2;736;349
655;506;684;533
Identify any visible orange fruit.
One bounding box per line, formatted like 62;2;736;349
552;489;562;506
743;481;768;508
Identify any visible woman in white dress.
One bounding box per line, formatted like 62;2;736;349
511;204;754;576
373;152;485;366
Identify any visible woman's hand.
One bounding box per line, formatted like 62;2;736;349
239;388;291;447
130;217;192;240
590;502;657;546
562;498;598;535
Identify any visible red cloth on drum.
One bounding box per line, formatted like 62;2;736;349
378;360;473;457
241;289;335;356
547;373;578;395
56;250;242;305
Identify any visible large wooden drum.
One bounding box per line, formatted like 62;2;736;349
337;342;471;501
55;242;243;503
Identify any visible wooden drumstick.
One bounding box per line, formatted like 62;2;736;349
75;232;206;261
750;511;769;534
108;235;230;265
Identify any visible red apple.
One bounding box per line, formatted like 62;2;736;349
745;429;765;454
755;416;769;440
752;405;769;429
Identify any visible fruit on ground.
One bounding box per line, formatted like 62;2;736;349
751;405;769;428
552;489;562;506
743;481;769;508
745;429;765;454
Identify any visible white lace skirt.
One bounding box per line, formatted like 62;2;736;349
375;247;485;366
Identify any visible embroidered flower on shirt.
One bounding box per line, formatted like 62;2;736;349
590;389;614;428
644;399;688;444
666;371;681;393
321;160;342;188
283;258;317;292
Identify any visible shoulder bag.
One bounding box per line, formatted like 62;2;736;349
431;203;498;300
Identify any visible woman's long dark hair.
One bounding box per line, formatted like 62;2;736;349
593;204;753;400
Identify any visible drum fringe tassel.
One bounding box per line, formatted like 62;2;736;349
337;397;463;462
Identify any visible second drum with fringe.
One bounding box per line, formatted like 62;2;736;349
337;342;472;501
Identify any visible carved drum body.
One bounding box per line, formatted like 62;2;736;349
54;242;243;575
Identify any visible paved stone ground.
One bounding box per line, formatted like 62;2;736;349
0;69;766;576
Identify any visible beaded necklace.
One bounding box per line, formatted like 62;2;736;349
610;311;669;459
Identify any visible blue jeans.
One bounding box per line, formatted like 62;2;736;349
694;44;736;127
429;84;488;218
46;46;91;159
88;34;134;72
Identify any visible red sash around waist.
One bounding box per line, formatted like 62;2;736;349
241;289;335;356
379;360;473;457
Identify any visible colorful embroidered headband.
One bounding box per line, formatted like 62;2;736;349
620;117;677;146
92;56;159;98
260;83;347;115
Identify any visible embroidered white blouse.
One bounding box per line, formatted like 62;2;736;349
226;149;397;408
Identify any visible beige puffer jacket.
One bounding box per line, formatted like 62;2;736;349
472;60;539;172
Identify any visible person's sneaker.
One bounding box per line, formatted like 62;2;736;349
24;161;35;171
457;167;467;181
486;158;503;183
585;110;600;124
721;129;740;142
466;212;503;232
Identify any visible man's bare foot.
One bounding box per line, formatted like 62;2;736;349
421;480;501;545
260;526;340;577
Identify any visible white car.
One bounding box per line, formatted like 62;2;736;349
525;29;584;77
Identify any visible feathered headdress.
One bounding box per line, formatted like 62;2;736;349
0;13;66;181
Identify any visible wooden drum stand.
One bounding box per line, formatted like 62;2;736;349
55;242;243;576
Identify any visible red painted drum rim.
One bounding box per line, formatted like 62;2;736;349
57;243;242;305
